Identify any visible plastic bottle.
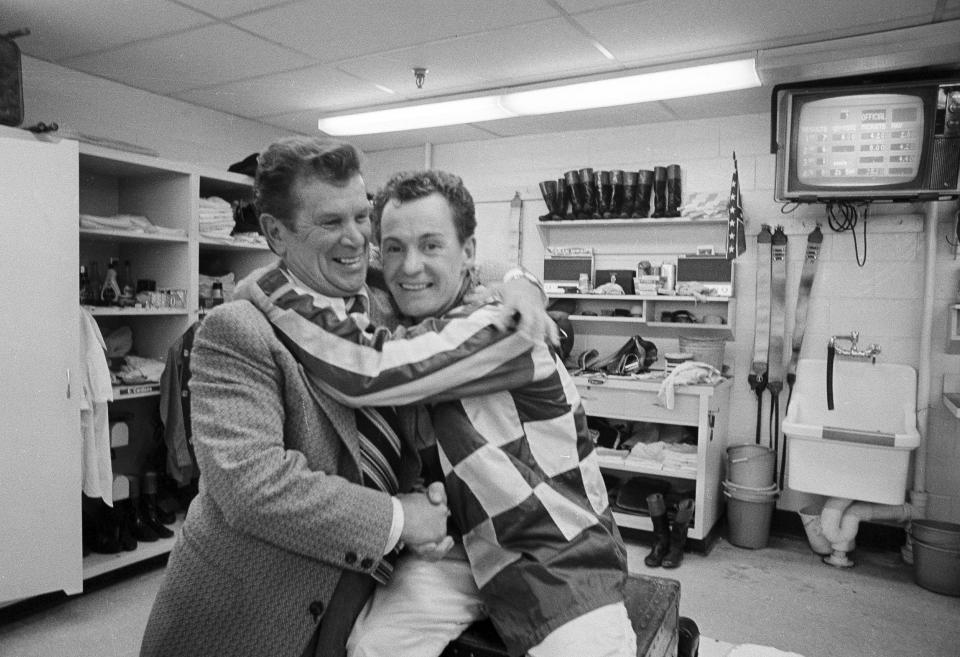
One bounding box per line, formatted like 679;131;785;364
79;265;94;305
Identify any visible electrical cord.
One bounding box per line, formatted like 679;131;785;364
826;201;869;267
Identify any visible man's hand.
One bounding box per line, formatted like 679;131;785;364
404;481;454;560
397;488;450;546
499;277;559;348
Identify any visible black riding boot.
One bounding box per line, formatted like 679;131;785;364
633;169;653;218
651;166;668;218
578;167;597;219
644;493;671;567
564;170;583;219
666;164;682;217
662;498;695;569
619;170;636;218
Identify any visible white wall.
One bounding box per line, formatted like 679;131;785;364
22;55;960;521
367;115;960;522
21;56;290;170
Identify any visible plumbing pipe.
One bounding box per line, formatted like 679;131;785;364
819;497;916;550
914;200;939;497
819;497;856;551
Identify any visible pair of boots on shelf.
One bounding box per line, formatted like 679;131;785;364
82;471;176;556
538;165;682;221
644;493;694;569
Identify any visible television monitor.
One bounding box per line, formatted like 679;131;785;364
773;73;960;202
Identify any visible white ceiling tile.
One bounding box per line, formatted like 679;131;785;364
175;0;291;18
5;0;212;61
61;24;315;95
232;0;559;62
659;86;771;122
577;0;941;67
174;66;392;117
553;0;635;13
338;18;613;104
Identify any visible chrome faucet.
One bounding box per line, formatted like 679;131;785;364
829;331;881;362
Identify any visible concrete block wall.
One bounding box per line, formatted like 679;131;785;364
367;113;960;521
22;54;960;521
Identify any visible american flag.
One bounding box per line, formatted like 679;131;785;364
727;151;747;260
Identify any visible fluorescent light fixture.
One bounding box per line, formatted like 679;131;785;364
318;57;760;135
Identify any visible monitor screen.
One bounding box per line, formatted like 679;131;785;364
795;93;924;188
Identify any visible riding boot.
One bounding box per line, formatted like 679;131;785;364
578;167;597;219
124;476;160;542
662;498;695;569
113;499;138;551
633;169;654;218
597;170;612;218
558;178;572;220
139;477;173;538
651;166;668;218
666;164;682;217
564;170;583;219
608;170;624;218
143;470;176;525
644;493;671;567
678;617;701;657
620;171;637;218
82;493;121;554
538;180;560;221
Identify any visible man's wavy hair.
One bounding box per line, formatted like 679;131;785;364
254;136;363;232
371;170;476;245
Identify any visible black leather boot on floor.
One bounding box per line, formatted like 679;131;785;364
126;475;162;542
644;493;671;567
143;470;176;525
662;498;695;569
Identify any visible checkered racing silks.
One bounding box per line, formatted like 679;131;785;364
234;266;628;657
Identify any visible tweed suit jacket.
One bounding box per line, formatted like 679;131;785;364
140;289;419;657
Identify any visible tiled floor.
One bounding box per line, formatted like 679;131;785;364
1;534;958;657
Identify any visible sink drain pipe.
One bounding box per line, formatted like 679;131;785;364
904;200;943;562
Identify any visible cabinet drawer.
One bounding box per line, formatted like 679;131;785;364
575;383;700;425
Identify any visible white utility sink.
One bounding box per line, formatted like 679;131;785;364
783;358;920;505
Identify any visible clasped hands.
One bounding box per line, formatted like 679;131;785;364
397;482;454;561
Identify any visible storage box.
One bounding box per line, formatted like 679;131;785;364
440;574;679;657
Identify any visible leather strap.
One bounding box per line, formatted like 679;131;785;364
767;226;789;397
767;226;788;478
787;225;824;384
749;225;773;444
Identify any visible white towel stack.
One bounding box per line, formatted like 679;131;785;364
199;196;235;238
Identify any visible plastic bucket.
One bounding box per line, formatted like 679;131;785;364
726;445;775;487
910;520;960;550
798;504;832;555
911;537;960;596
722;479;778;495
724;488;778;549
